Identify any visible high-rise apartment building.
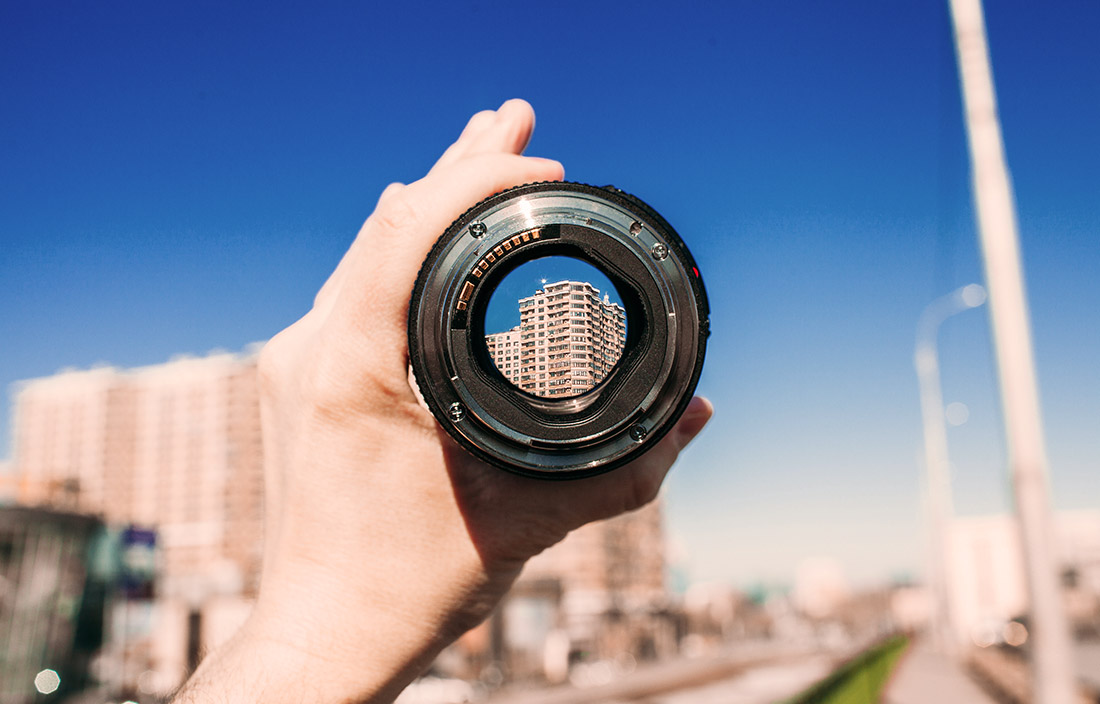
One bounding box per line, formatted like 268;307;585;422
486;280;626;398
12;352;264;692
448;500;671;682
485;327;523;387
13;353;264;599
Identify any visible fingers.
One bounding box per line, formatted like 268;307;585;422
572;396;714;521
671;396;714;452
430;99;536;175
318;100;557;325
312;98;547;316
333;152;564;335
430;109;499;173
460;99;536;157
496;396;713;540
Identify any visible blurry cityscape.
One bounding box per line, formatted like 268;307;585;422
4;0;1100;698
486;280;626;398
4;348;1100;703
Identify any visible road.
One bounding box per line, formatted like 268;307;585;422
485;642;842;704
638;656;835;704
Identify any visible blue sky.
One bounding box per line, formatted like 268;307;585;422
2;1;1098;586
484;257;623;335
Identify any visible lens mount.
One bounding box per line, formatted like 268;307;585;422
408;182;708;479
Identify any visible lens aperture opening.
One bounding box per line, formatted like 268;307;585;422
484;257;628;400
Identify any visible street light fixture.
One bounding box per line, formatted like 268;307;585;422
915;282;986;655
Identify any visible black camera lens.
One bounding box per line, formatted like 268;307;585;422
408;182;708;479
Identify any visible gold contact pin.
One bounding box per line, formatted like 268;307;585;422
460;281;475;302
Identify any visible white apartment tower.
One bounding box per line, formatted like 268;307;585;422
487;280;626;398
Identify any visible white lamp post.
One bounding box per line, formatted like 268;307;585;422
948;0;1077;700
915;283;986;655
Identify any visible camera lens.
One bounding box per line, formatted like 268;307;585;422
408;182;708;479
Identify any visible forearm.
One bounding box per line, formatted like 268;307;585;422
176;454;525;704
172;592;479;704
171;621;425;704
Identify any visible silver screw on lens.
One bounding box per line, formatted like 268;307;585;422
651;243;669;261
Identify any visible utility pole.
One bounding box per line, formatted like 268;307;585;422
947;0;1077;701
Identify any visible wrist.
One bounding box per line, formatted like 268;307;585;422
214;553;520;704
174;606;443;704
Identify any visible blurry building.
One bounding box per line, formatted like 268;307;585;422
487;280;626;398
947;511;1100;646
445;500;673;684
0;461;15;504
12;351;264;692
889;585;933;633
485;327;523;386
681;581;767;651
11;346;672;693
792;557;850;620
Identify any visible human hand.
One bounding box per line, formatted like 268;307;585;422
174;99;712;704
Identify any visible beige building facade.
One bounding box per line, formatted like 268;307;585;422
487;280;626;398
947;511;1100;647
12;352;264;693
444;500;671;682
14;353;264;598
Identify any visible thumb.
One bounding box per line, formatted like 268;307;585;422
672;396;713;451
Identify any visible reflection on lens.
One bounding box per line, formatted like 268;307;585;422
485;258;627;399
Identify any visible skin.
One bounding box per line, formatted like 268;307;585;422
173;99;712;704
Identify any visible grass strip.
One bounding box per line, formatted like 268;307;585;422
783;635;909;704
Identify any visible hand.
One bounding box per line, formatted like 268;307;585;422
174;99;712;704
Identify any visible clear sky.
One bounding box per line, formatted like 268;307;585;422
484;257;623;335
2;1;1098;587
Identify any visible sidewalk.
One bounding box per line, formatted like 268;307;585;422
883;639;997;704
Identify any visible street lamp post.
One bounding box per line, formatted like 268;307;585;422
949;0;1078;700
915;283;986;655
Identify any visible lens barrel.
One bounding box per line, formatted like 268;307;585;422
408;182;708;479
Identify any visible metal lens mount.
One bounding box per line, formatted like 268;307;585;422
408;182;709;479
